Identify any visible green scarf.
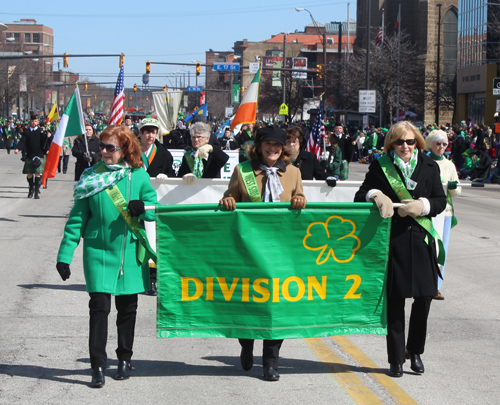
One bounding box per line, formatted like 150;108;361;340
430;152;443;161
392;149;418;190
73;161;131;200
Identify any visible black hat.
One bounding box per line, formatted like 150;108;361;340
255;125;286;145
30;113;38;120
334;121;343;127
124;115;131;120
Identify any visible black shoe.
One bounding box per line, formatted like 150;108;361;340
388;363;403;377
240;346;253;371
147;278;157;296
406;351;424;374
91;367;105;388
27;189;34;198
115;361;132;380
263;367;280;381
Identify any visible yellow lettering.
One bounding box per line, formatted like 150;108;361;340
307;276;327;300
181;277;203;301
206;277;214;301
252;278;270;302
344;275;362;299
241;278;250;302
216;277;239;301
282;276;305;302
272;278;280;302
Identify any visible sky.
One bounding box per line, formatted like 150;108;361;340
1;0;356;90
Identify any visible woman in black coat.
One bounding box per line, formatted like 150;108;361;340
72;122;100;181
354;121;446;378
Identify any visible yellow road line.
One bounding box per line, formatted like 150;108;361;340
332;335;419;405
304;337;384;405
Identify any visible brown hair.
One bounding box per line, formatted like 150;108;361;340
286;126;305;148
248;138;291;166
99;125;142;168
384;121;425;151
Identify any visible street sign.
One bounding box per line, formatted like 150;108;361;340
187;86;203;92
359;90;377;113
213;63;240;71
279;103;289;116
493;78;500;95
249;62;259;74
225;107;234;118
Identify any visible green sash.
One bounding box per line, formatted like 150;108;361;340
95;162;157;264
238;160;262;202
184;151;195;173
378;154;446;265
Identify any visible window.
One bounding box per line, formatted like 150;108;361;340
25;33;31;43
32;33;39;43
14;33;20;42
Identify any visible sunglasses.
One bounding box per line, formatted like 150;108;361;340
99;142;122;152
394;138;416;146
435;142;448;146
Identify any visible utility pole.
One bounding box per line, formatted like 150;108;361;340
436;3;443;125
365;0;371;127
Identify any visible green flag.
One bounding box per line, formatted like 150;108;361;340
156;202;390;340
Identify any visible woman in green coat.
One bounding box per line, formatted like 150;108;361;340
56;125;158;388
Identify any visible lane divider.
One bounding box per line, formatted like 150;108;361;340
331;335;419;405
304;337;385;405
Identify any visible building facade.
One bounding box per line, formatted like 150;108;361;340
456;0;500;126
355;0;458;126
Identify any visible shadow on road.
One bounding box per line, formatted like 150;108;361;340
18;283;87;292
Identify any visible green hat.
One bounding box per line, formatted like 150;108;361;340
139;117;160;131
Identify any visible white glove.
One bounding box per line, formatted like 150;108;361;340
194;144;213;159
182;173;196;185
155;173;169;183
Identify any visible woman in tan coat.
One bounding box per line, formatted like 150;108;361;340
220;125;306;382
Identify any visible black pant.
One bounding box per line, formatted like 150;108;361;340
386;296;432;365
238;339;283;369
58;155;69;173
88;293;138;369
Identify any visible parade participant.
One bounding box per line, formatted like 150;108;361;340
56;125;158;388
72;122;100;181
139;117;175;179
425;129;461;300
14;114;47;199
220;128;239;150
354;121;446;378
220;125;306;382
58;138;71;174
177;122;229;183
124;115;139;137
285;126;335;186
320;130;342;183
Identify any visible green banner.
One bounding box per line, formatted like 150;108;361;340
156;202;390;340
232;84;240;104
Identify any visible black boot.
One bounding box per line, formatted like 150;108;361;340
34;178;41;199
147;267;157;296
27;177;34;198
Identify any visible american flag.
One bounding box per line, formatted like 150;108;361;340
306;99;325;159
109;64;125;125
375;18;388;50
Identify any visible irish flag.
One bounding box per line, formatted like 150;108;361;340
42;87;85;186
230;66;261;130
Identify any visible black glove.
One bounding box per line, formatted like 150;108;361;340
56;262;71;281
326;177;337;187
320;160;329;170
128;200;145;217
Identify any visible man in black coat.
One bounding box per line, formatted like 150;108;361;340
14;114;47;199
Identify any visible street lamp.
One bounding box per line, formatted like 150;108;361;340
296;7;327;110
436;3;443;125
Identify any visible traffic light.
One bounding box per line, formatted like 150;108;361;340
163;86;166;91
316;64;324;79
133;84;137;92
63;52;68;68
129;96;132;100
146;96;149;101
241;86;245;95
146;61;151;74
84;82;88;91
196;62;201;77
119;53;125;67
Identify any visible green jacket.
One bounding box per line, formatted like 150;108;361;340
57;167;158;295
324;145;342;176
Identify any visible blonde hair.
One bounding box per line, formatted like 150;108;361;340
384;121;425;151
